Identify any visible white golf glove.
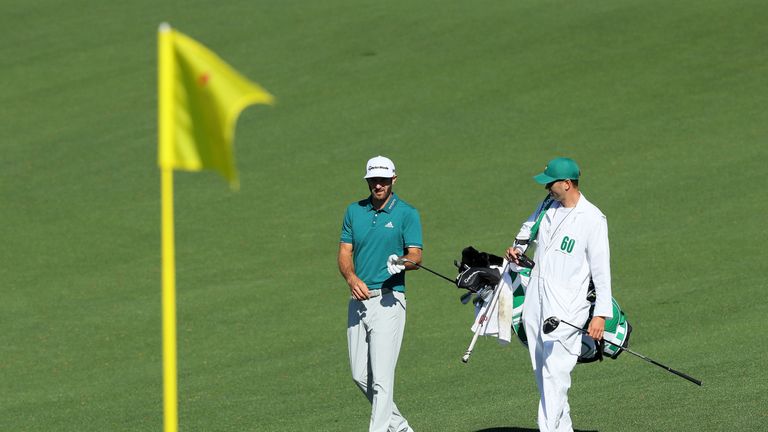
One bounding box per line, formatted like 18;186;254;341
386;254;406;275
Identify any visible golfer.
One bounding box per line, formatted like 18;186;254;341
338;155;422;432
505;157;612;432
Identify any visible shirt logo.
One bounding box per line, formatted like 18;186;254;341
385;221;394;228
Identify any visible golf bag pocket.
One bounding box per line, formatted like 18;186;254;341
578;297;632;362
601;297;632;359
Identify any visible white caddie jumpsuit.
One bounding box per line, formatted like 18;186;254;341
515;193;612;432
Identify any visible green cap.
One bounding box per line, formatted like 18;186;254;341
533;157;580;184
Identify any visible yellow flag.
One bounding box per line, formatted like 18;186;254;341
158;25;274;186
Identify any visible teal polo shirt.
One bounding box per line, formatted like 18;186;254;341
340;193;423;292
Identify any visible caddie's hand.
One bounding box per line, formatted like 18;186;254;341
386;254;405;275
505;247;522;264
588;316;606;341
347;275;370;300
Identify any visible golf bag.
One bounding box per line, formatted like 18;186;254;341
457;246;632;363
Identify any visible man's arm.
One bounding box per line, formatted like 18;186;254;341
338;242;370;300
587;214;612;340
400;247;422;270
397;207;423;272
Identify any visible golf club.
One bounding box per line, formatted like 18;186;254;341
399;258;455;284
400;257;511;362
398;258;485;304
543;316;702;386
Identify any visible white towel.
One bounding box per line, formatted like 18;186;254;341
470;263;519;345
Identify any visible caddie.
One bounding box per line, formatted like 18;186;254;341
338;155;423;432
505;157;612;432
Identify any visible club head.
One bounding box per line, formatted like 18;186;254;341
460;292;473;304
542;316;561;334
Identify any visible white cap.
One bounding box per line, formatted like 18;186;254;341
364;156;396;179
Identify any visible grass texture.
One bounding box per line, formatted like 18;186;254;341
1;0;767;430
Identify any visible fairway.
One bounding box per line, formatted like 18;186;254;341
2;1;767;431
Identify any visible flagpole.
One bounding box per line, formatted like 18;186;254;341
160;168;178;432
159;23;179;432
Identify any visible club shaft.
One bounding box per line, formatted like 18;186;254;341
639;355;703;386
557;319;702;386
462;286;500;363
401;259;455;284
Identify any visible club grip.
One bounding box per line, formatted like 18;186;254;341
649;359;702;386
517;254;535;269
668;368;702;386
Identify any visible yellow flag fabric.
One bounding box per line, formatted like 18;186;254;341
158;28;274;186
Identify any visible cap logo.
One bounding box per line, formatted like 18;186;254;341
363;156;396;179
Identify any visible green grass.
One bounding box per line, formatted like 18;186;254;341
2;0;767;430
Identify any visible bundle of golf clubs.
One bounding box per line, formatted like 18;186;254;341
401;253;702;386
399;250;532;363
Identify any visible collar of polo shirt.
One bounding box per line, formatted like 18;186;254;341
367;193;399;213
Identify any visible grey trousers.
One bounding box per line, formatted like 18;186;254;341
347;290;413;432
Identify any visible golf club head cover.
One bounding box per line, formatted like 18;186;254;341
458;246;504;270
455;267;501;293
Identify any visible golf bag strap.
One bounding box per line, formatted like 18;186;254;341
527;195;555;243
513;196;553;277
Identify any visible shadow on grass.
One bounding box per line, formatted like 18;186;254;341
474;428;598;432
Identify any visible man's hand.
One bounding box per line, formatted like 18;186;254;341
386;254;405;275
346;274;370;300
588;316;606;341
339;243;369;300
505;246;522;264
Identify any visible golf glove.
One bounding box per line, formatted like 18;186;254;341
386;254;405;275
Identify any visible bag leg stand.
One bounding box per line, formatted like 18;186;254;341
461;263;509;363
